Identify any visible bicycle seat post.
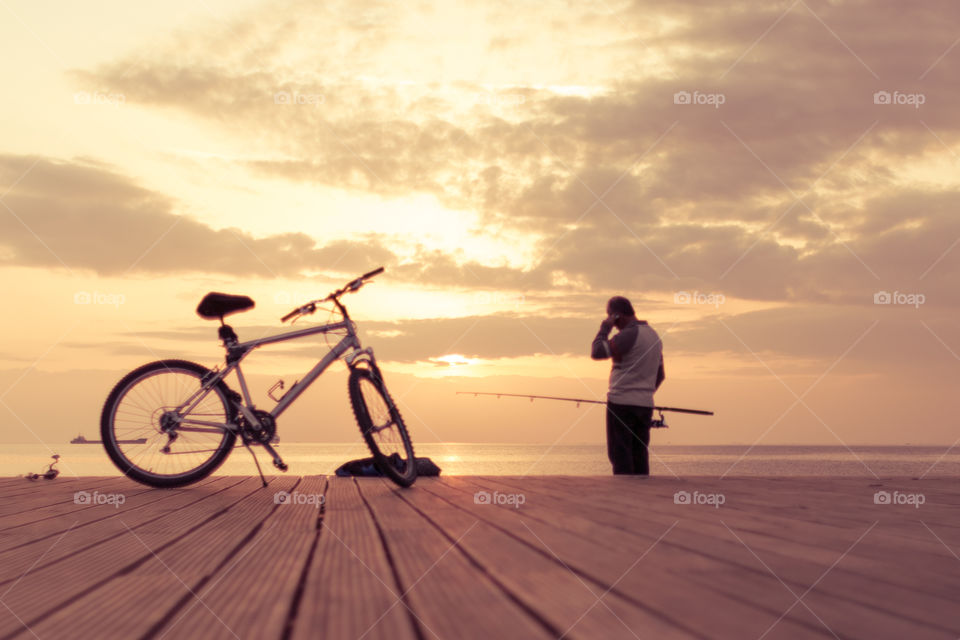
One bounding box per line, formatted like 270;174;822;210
218;322;238;346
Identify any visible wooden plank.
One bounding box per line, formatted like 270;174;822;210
149;476;329;639
481;475;960;591
0;477;121;507
0;475;61;486
429;477;830;639
0;478;147;522
395;477;702;639
432;476;944;640
0;477;239;582
0;475;955;640
0;477;271;639
471;476;960;595
357;478;556;639
20;476;303;639
527;475;960;596
0;477;229;548
450;476;958;639
290;476;418;640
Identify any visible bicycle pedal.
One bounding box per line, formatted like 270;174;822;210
273;459;288;472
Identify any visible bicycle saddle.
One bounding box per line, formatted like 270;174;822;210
196;292;255;320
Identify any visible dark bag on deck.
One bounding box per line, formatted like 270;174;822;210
335;454;441;477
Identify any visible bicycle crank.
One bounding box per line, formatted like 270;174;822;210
241;409;277;444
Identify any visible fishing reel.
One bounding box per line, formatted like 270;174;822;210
651;409;668;429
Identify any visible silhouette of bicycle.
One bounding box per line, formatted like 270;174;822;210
100;268;416;488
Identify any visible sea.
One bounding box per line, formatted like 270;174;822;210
4;443;960;478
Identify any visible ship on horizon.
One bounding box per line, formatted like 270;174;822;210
71;434;147;445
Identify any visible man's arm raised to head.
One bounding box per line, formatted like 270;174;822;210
591;328;613;360
594;323;640;362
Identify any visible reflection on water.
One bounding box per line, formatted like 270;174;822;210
3;443;960;477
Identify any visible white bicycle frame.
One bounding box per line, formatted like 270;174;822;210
174;316;376;435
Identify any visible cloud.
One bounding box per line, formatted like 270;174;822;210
359;305;960;377
0;154;396;277
668;304;960;374
51;0;960;308
65;298;952;382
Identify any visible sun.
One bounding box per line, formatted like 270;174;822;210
430;354;479;367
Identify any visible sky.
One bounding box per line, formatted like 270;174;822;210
1;0;958;452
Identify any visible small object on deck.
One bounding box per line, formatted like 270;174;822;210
336;455;441;477
24;454;60;480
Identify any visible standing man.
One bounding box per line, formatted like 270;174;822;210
591;296;665;475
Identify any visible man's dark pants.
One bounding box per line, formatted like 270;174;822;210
606;402;653;475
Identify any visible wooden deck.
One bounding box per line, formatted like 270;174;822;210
0;475;957;639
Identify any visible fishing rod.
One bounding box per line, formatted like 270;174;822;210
457;391;714;428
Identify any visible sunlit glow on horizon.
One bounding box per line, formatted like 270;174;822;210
430;354;480;368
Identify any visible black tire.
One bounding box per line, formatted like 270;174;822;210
101;360;237;488
348;367;417;487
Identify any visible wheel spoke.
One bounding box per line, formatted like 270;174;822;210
104;364;233;484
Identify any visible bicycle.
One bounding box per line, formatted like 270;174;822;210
100;267;417;488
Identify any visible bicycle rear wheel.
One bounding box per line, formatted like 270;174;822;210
348;367;417;487
101;360;237;488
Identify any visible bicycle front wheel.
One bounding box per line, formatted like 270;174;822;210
101;360;237;488
348;367;417;487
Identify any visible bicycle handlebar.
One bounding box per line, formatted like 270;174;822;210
280;267;385;322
